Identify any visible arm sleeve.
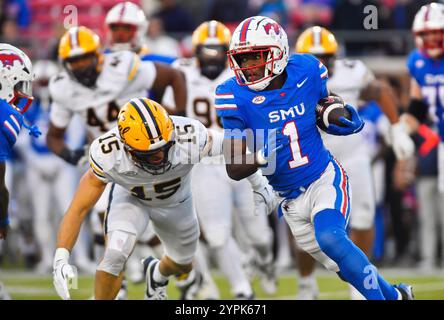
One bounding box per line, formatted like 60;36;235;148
319;61;329;98
88;140;112;184
49;100;73;129
0;133;12;161
303;54;329;99
214;82;247;139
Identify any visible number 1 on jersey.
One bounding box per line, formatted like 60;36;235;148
282;121;309;168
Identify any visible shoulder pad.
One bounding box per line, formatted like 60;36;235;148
48;72;71;103
214;79;241;118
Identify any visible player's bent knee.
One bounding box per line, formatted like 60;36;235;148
97;230;136;276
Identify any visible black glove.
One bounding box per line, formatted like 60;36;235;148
59;147;87;166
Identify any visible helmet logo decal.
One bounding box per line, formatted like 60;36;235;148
239;17;253;42
263;22;280;35
0;53;23;67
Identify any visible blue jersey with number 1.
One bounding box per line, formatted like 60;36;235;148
407;49;444;140
215;54;332;197
0;99;24;161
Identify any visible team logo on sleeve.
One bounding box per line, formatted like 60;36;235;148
415;59;425;69
252;95;266;104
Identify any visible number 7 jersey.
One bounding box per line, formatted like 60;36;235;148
49;50;157;139
88;116;212;206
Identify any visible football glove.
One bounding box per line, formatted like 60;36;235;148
53;248;76;300
388;121;415;160
247;171;278;216
325;104;365;136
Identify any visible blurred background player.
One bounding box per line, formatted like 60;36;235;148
104;1;175;65
46;25;187;298
14;60;93;275
401;2;444;272
0;43;40;299
162;20;276;299
295;26;415;300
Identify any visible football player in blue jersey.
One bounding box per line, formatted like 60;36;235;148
0;44;40;299
0;44;41;241
402;3;444;192
215;16;413;300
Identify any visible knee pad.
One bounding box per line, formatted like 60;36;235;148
313;209;350;262
97;230;136;276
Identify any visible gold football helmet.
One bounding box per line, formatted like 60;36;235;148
295;26;338;72
118;97;175;174
192;20;231;79
58;26;104;87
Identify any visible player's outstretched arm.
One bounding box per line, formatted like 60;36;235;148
223;138;261;181
53;169;106;300
0;162;9;240
56;169;106;250
361;79;415;159
151;63;187;116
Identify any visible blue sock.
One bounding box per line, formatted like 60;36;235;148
377;274;400;300
314;209;391;300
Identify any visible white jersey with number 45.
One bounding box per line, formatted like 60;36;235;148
162;58;233;131
49;50;157;139
88;116;215;206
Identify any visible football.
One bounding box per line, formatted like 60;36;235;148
315;95;352;131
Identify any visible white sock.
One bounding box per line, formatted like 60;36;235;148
153;261;168;284
396;289;402;300
215;237;252;296
299;274;318;289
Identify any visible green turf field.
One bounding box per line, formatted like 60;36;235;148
2;269;444;300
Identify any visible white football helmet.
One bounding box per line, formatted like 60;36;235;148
0;43;34;113
105;1;148;52
228;16;289;91
412;2;444;58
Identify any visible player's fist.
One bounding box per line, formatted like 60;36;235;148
389;122;415;160
53;248;76;300
253;183;278;216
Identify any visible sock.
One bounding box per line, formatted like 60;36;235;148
377;274;400;300
214;237;252;297
153;261;168;284
314;209;387;300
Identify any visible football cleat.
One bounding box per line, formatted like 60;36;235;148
142;256;168;300
257;260;278;296
394;283;414;300
235;292;255;300
175;270;203;300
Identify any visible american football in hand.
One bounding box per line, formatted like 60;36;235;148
316;95;352;131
